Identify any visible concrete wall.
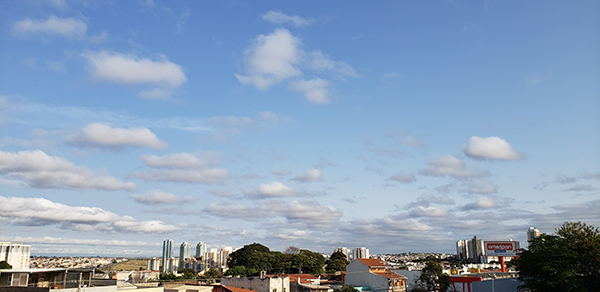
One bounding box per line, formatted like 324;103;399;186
471;278;523;292
344;262;388;292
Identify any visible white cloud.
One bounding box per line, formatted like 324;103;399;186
389;173;416;183
0;236;160;247
257;181;295;197
292;168;322;182
408;206;448;218
381;72;402;80
463;136;524;161
289;78;330;104
235;29;302;90
0;149;135;191
307;51;358;80
284;201;342;227
261;11;316;27
129;152;229;184
130;189;184;205
271;168;291;176
83;51;186;99
13;15;86;38
420;155;490;178
462;197;501;210
67;123;168;150
0;196;177;233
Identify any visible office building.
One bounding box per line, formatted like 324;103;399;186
352;247;370;260
469;236;485;264
180;242;192;268
162;239;174;272
0;242;31;269
196;242;207;258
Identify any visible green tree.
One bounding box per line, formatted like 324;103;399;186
204;267;222;279
224;266;259;277
514;221;600;291
0;261;12;269
291;250;326;275
228;243;275;271
334;284;359;292
326;251;349;274
411;261;450;292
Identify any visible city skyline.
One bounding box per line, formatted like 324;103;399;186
0;1;599;256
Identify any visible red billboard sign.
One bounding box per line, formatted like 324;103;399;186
484;241;518;257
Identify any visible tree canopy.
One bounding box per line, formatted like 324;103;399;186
326;251;349;274
514;221;600;292
0;261;12;269
411;260;450;292
226;243;326;276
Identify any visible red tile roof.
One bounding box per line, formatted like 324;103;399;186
357;259;386;267
284;274;318;283
371;271;406;280
223;286;257;292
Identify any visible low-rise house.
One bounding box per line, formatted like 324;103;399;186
344;259;406;292
221;272;289;292
0;268;116;292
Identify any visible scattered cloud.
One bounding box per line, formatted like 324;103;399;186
381;72;402;80
13;15;86;38
461;197;502;211
0;236;160;247
463;136;524;161
67;123;168;150
128;152;229;184
0;196;177;233
420;155;490;178
289;78;330;104
292;168;322;183
130;189;192;205
271;168;291;176
389;173;416;183
408;206;448;218
253;181;296;198
235;29;302;90
563;184;595;192
462;180;498;194
0;149;135;191
406;195;455;209
261;11;316;27
235;29;356;103
83;51;186;99
555;175;576;184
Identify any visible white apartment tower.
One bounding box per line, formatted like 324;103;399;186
352;247;370;260
180;242;191;269
147;257;161;271
196;242;207;258
456;239;470;261
162;239;173;272
0;242;31;269
527;227;541;242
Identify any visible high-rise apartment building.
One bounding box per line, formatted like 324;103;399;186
455;239;470;261
527;227;540;242
180;242;191;268
0;242;31;269
162;239;173;272
352;247;369;260
196;242;207;258
469;236;484;264
334;247;352;261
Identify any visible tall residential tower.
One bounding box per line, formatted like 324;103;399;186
162;239;173;272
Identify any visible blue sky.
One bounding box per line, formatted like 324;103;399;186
0;0;599;256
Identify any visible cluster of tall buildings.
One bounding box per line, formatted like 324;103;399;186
158;239;231;274
334;247;370;261
456;227;540;264
0;241;31;269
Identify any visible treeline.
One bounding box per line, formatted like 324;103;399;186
225;243;349;276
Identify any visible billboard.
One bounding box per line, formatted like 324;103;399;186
484;241;519;257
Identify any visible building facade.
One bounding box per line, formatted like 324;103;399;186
221;273;290;292
352;247;370;260
196;242;207;258
527;227;540;242
180;242;191;269
147;258;161;271
456;239;470;261
0;242;31;269
345;259;406;292
162;239;174;273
